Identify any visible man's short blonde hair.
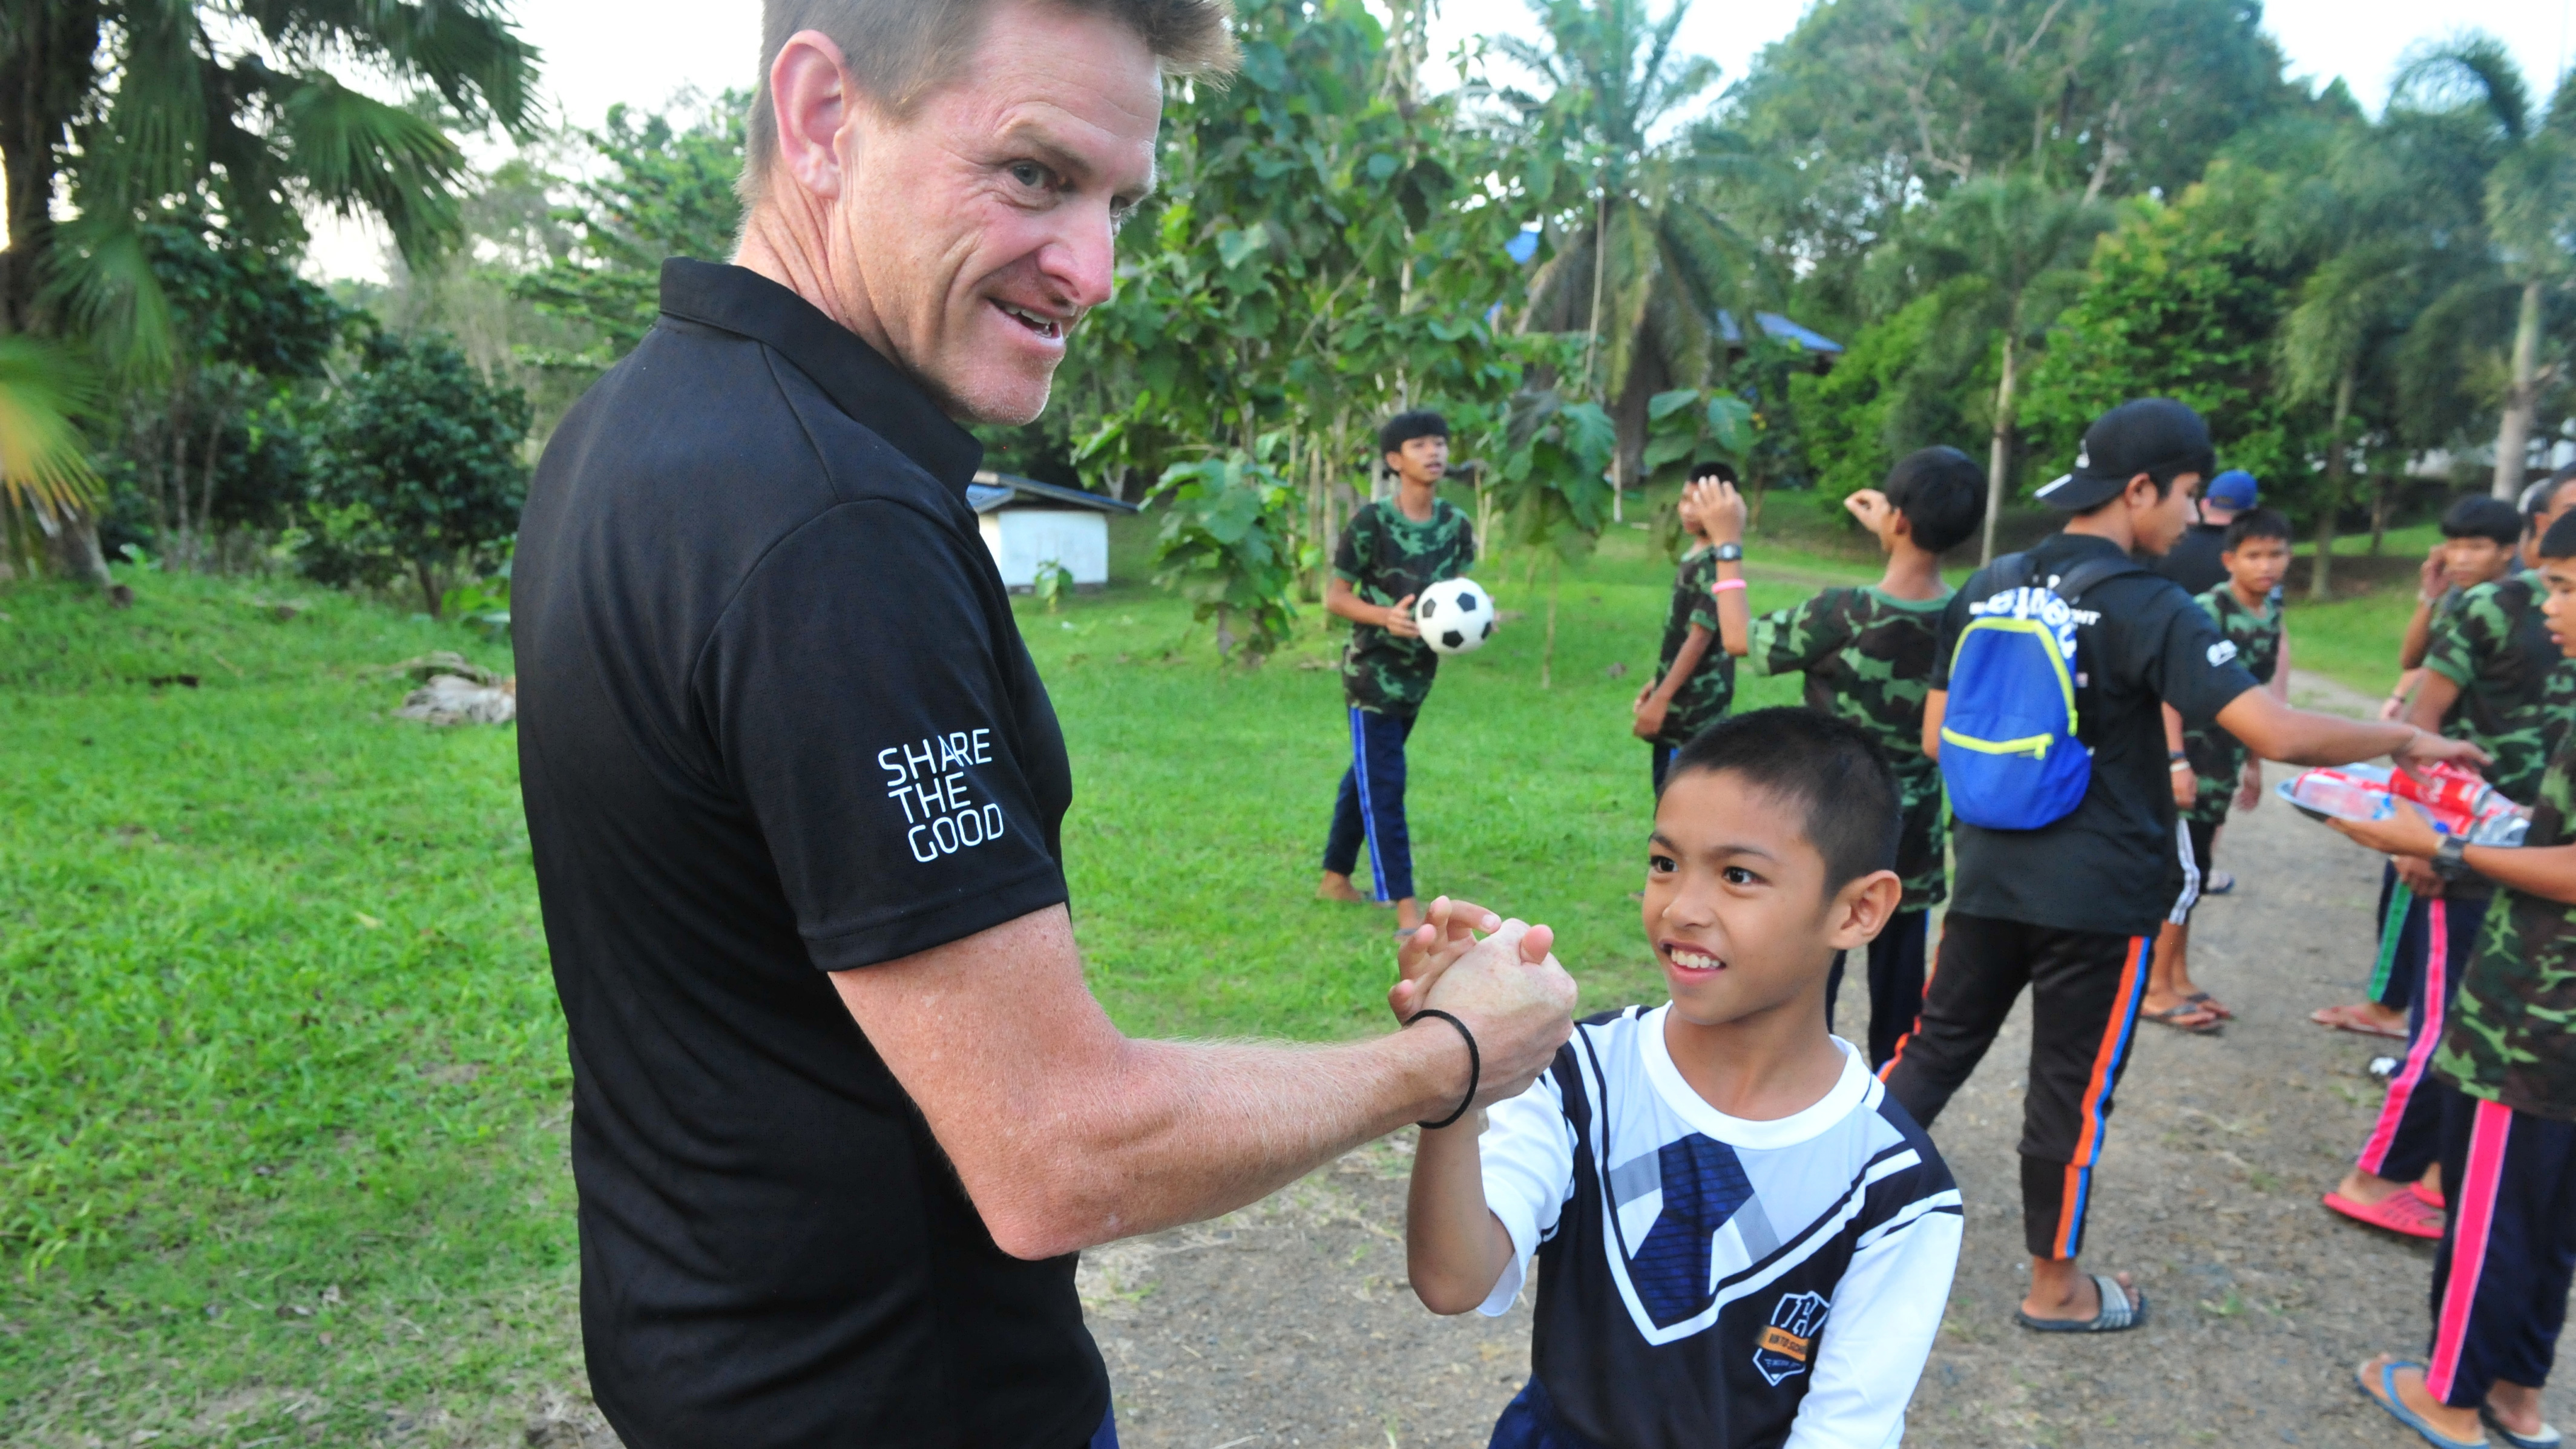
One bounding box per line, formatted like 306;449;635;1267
740;0;1238;205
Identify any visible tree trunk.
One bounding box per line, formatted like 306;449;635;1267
57;511;130;606
1580;191;1609;403
0;2;104;334
2492;278;2544;501
1982;334;2019;565
2370;473;2391;556
2312;367;2354;602
194;406;224;573
415;561;445;619
1540;554;1561;689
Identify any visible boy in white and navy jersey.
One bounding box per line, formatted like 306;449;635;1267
1403;708;1963;1449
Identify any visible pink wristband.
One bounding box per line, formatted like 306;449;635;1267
1712;578;1747;594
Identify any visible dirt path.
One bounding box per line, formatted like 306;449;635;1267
1088;740;2572;1449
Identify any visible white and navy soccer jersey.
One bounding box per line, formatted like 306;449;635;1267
1474;1006;1963;1449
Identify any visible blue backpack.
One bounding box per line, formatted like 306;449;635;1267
1939;551;2143;832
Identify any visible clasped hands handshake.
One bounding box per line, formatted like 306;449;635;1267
1386;896;1580;1117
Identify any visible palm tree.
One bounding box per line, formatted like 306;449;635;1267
2393;36;2576;500
1501;0;1768;490
1870;176;2107;562
0;0;537;585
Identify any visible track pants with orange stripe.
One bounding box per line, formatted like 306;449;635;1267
1881;913;2149;1259
2423;1093;2576;1408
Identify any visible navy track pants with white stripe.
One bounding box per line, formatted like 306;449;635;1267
2425;1093;2576;1408
1322;706;1417;902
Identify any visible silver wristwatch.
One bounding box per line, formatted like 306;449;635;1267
2432;835;2472;882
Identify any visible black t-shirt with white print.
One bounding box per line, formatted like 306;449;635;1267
514;260;1101;1448
1933;532;2262;938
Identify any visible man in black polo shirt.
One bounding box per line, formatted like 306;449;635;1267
1893;399;2484;1335
510;5;1579;1445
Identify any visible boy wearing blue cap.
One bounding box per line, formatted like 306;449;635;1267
2155;468;2259;596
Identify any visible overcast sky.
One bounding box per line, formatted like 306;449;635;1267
305;0;2575;280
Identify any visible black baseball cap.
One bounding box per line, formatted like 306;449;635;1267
2032;399;2217;511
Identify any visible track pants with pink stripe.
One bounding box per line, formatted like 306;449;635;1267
2354;892;2490;1183
2424;1092;2576;1408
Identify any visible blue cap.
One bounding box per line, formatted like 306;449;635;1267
2207;470;2259;508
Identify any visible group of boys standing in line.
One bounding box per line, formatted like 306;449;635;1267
1311;398;2575;1448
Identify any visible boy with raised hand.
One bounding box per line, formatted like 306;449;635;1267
1401;709;1962;1449
1722;445;1983;1068
1898;398;2485;1335
1634;462;1750;789
2143;507;2293;1034
2330;508;2576;1449
1319;410;1476;935
2318;497;2530;1046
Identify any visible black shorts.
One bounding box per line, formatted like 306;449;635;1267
2170;815;2221;924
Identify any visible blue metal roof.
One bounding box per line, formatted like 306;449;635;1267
968;472;1140;515
1714;310;1844;355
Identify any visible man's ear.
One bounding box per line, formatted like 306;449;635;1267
769;30;857;202
1824;870;1901;953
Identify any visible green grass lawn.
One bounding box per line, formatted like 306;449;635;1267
0;510;2411;1444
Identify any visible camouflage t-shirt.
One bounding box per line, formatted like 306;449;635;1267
1335;498;1476;714
1747;585;1953;909
2436;734;2576;1120
2180;585;2283;827
2424;570;2562;805
1648;547;1736;748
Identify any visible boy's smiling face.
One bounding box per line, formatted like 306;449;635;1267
1644;769;1897;1029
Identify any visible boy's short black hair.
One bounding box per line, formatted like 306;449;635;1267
2537;510;2576;562
2522;465;2576;524
1882;447;1985;554
2221;507;2292;553
1660;708;1899;895
1378;410;1449;457
2442;495;2523;547
1689;459;1738;484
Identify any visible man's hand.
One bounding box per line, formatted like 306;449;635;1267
2393;728;2488;776
2329;801;2446;862
1418;920;1577;1109
2391;851;2446;895
1634;695;1670;741
2418;545;2446;604
1844;487;1894;534
1384;594;1422;638
2170;763;2196;810
2236;759;2264;813
1389;895;1503;1022
1696;479;1748;545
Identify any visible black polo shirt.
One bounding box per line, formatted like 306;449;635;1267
1933;533;2262;938
514;259;1102;1447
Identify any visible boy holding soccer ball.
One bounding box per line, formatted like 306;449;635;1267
1320;410;1477;935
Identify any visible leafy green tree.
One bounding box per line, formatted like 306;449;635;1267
1;0;537;587
305;331;530;616
2393;38;2576;498
1500;0;1767;488
1492;390;1617;686
516;93;751;372
1730;0;2294;321
1148;453;1303;665
1786;293;1970;507
0;337;103;577
1861;176;2106;560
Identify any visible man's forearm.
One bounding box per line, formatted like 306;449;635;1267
982;1025;1469;1259
2232;704;2421;766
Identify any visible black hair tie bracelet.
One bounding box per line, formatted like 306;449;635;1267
1408;1009;1480;1130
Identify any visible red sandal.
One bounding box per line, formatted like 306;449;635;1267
2324;1188;2446;1240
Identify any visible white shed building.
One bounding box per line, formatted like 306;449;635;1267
967;471;1139;591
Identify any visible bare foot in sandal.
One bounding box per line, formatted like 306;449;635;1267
2019;1261;2143;1329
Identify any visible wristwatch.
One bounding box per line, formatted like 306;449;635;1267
2433;834;2473;882
1712;542;1744;563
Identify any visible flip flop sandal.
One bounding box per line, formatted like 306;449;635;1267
2357;1359;2491;1448
2415;1181;2448;1211
2204;871;2236;895
2312;1004;2409;1039
2481;1406;2564;1449
2324;1188;2446;1240
2013;1273;2147;1333
2143;1003;2223;1034
2184;991;2235;1020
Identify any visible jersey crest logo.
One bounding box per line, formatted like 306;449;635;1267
1753;1291;1829;1385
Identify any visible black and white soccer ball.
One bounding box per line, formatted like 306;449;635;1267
1414;577;1499;656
